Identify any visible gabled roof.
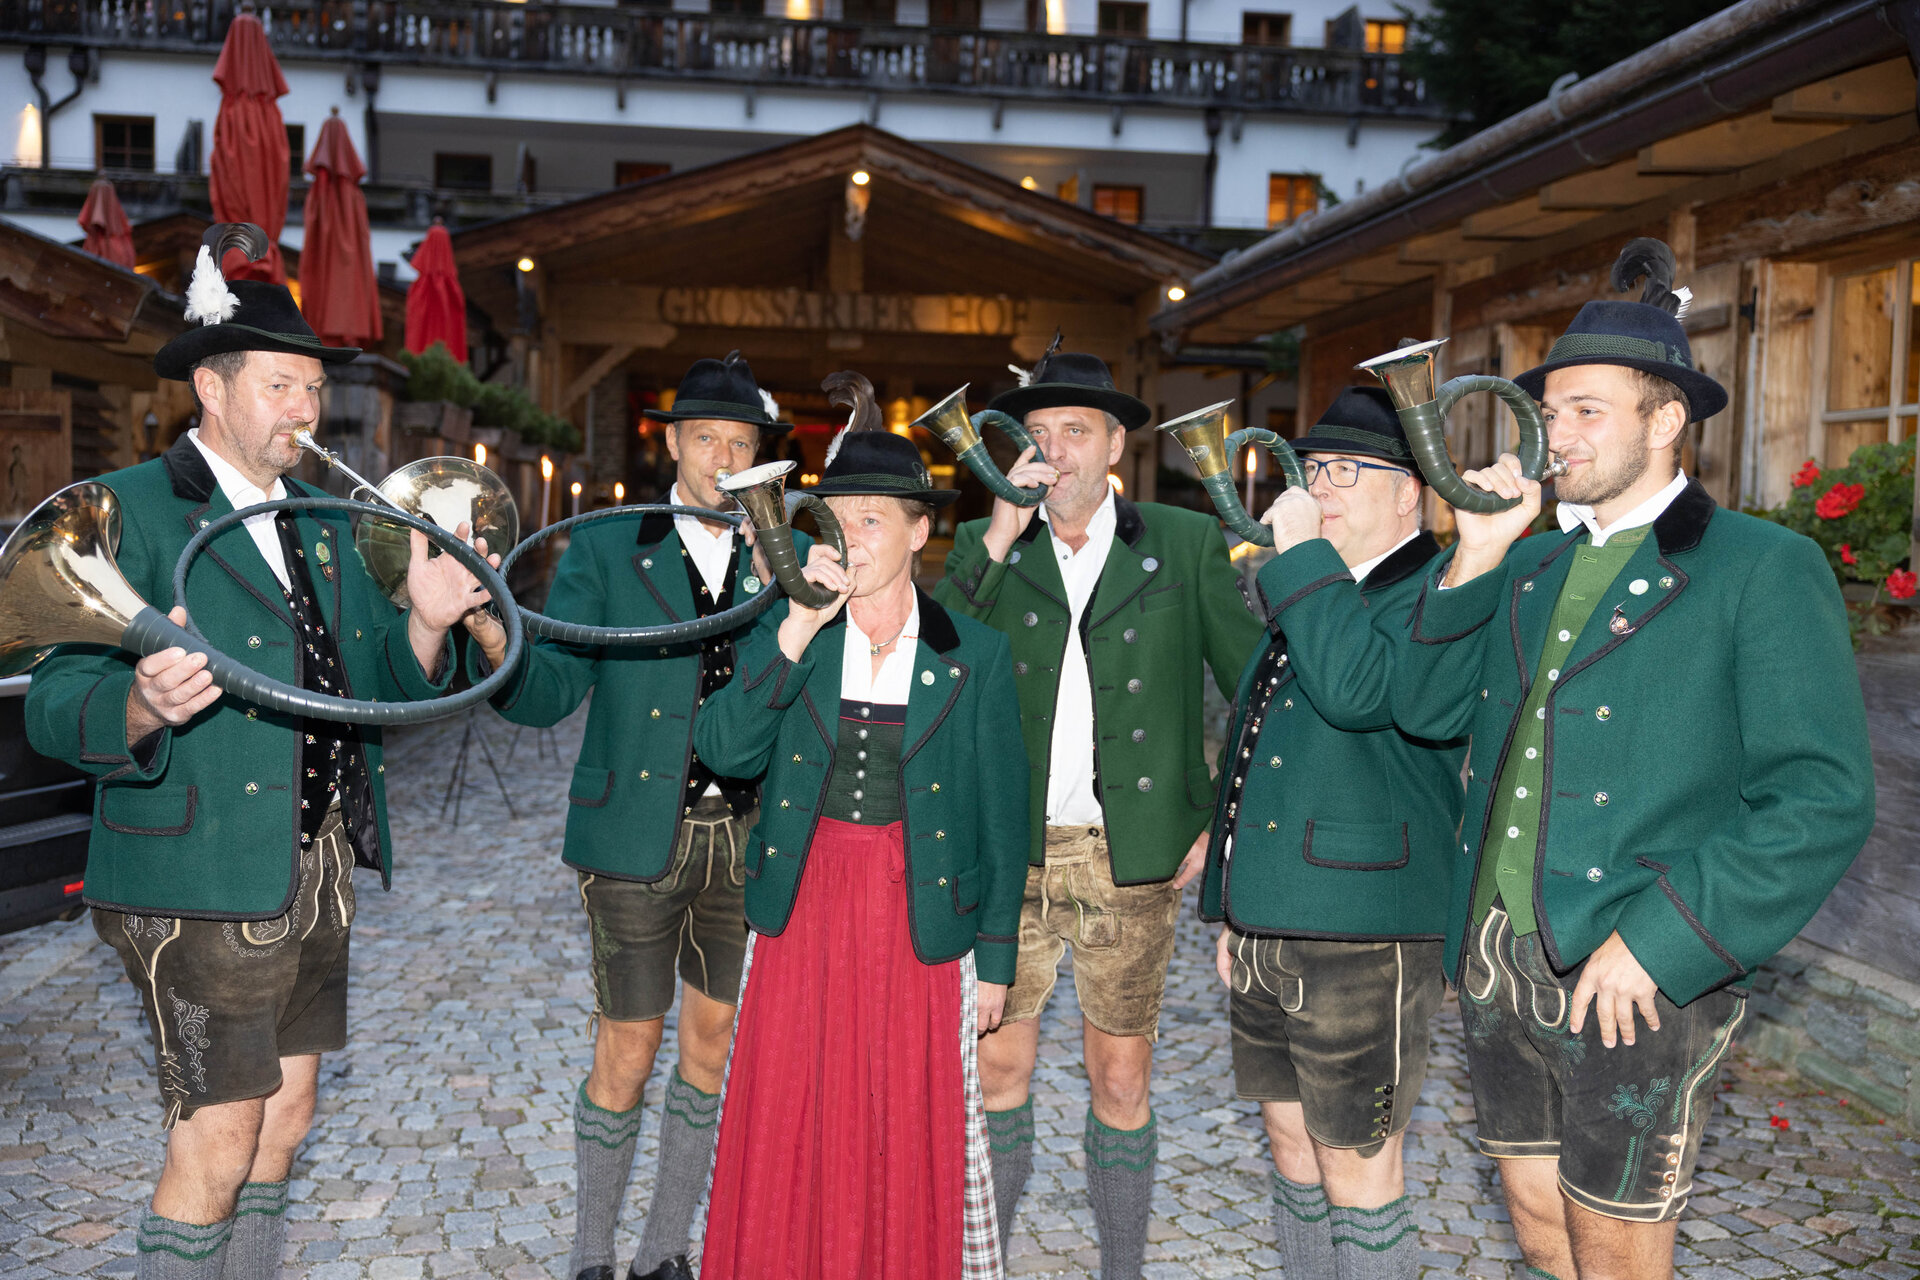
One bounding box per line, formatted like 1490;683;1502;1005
0;218;184;348
450;124;1209;303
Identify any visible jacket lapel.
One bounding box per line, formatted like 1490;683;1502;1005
286;479;344;631
182;486;296;628
1556;481;1713;682
631;521;696;623
1508;531;1582;695
1006;519;1069;612
1088;494;1155;629
902;590;966;764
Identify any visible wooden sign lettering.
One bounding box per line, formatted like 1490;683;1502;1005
658;288;1030;336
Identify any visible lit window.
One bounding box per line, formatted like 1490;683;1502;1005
1266;174;1319;229
1822;261;1920;466
1364;19;1406;53
1092;184;1143;225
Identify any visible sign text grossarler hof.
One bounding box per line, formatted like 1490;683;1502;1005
658;288;1029;336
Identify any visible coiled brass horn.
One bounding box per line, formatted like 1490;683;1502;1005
911;385;1048;507
295;430;520;608
1355;339;1568;514
1159;399;1308;547
0;482;524;725
715;461;849;610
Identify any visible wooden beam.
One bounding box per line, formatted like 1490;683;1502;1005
1639;112;1850;174
1773;58;1917;122
563;343;639;413
1340;252;1433;287
1459;198;1594;241
1538;158;1694;210
1399;228;1491;264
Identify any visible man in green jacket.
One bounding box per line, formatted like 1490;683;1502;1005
935;349;1262;1276
25;253;489;1280
465;353;799;1280
1199;387;1464;1280
1390;240;1875;1280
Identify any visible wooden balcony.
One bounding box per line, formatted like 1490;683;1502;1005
0;0;1445;117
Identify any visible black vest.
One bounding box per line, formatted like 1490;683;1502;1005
681;539;757;817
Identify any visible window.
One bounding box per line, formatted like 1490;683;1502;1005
1364;18;1406;52
1092;184;1143;224
928;0;981;25
1821;260;1920;466
615;161;670;187
435;153;493;192
1242;11;1291;45
1267;173;1318;228
841;0;897;20
286;124;305;180
95;115;154;172
1097;1;1146;36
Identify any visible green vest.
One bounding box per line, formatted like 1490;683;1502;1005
1473;526;1648;935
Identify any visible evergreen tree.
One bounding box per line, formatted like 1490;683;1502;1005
1405;0;1733;148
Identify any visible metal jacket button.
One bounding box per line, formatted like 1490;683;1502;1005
245;708;258;720
650;708;661;718
1596;706;1612;721
1123;628;1137;643
938;875;948;885
936;831;946;840
1127;678;1142;693
640;770;650;779
1270;756;1281;768
780;798;790;808
1594;792;1609;806
1137;777;1152;791
1010;550;1022;564
767;846;777;857
793;754;803;762
1142;557;1159;571
1015;662;1028;675
1587;867;1604;882
247;636;262;649
1132;729;1145;742
244;782;259;794
931;783;941;792
1023;612;1038;627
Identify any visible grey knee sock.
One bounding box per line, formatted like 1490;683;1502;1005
569;1080;645;1278
986;1099;1035;1254
1083;1109;1156;1280
1271;1172;1335;1279
631;1067;721;1275
222;1181;288;1279
1517;1268;1565;1280
137;1212;232;1280
1330;1196;1418;1280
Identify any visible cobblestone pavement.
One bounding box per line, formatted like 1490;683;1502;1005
1;703;1916;1278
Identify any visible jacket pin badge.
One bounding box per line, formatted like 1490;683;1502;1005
743;575;761;595
314;541;331;565
1608;606;1635;636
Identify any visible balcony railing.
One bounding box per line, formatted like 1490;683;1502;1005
0;0;1442;116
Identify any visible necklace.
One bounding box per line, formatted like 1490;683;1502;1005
867;622;908;656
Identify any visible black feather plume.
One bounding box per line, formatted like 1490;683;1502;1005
1610;238;1681;316
823;371;882;434
202;222;269;266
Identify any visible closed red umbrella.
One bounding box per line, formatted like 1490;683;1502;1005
77;178;135;269
404;221;468;363
300;108;381;349
209;11;289;283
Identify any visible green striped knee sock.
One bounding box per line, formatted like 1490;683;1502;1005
986;1099;1035;1255
137;1211;232;1279
1270;1172;1334;1279
1084;1109;1156;1280
1330;1195;1417;1280
569;1080;646;1279
632;1067;721;1275
221;1180;288;1279
1519;1268;1565;1280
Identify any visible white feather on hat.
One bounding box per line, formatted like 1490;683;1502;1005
759;388;781;421
184;245;240;325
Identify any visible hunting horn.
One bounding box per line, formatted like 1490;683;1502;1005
911;385;1049;507
1158;399;1309;547
1355;339;1568;515
715;461;850;611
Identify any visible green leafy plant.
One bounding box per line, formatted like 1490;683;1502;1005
396;342;481;406
1758;436;1915;642
468;380;583;453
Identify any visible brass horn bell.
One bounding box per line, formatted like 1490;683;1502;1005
911;385;1048;507
1159;399;1307;548
0;482;142;679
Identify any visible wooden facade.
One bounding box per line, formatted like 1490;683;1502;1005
448;125;1210;530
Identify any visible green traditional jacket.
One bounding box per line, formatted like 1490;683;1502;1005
24;434;451;920
1199;533;1466;939
935;496;1263;884
691;590;1030;985
478;511;804;880
1392;480;1875;1007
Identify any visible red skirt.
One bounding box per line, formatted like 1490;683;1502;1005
701;818;965;1280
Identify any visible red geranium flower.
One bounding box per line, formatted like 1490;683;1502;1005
1889;569;1918;601
1791;460;1822;488
1814;483;1865;520
1840;543;1856;566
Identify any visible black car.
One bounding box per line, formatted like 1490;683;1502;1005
0;675;93;935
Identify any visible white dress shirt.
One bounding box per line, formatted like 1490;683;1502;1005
189;428;290;590
671;482;737;598
1038;488;1117;826
1557;470;1688;546
1347;529;1421;585
842;594;921;705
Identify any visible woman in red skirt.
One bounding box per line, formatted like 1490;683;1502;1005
692;376;1029;1280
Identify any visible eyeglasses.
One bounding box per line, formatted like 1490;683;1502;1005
1301;458;1412;488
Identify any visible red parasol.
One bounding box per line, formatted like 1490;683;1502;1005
404;221;468;363
77;178;136;269
209;12;289;283
299;108;382;349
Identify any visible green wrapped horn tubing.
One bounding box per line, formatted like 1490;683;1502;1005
1194;428;1307;548
755;492;849;610
1398;374;1551;515
958;409;1049;507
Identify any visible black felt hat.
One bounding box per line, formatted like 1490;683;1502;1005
1293;386;1418;467
154;224;362;381
1513;239;1728;422
643;351;791;434
987;345;1151;430
804;370;959;508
